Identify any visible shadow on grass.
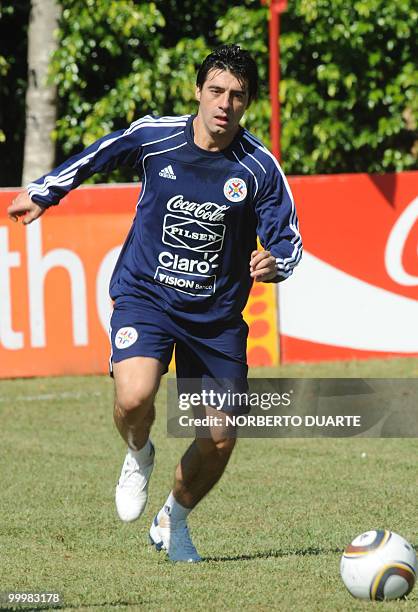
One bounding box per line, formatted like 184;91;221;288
203;545;344;562
203;542;418;563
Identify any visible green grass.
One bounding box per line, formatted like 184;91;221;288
1;358;418;611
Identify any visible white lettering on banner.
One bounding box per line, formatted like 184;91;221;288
166;194;229;222
26;221;88;347
0;223;121;350
385;196;418;286
0;227;24;349
96;246;122;333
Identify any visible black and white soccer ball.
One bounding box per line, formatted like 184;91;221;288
340;530;416;601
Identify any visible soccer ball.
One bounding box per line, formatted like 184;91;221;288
340;530;417;601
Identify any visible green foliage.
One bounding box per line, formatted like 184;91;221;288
216;6;271;139
0;0;416;184
51;1;165;152
49;0;254;181
49;0;416;179
279;0;418;173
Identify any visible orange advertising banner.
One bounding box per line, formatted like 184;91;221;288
0;185;278;378
4;171;414;377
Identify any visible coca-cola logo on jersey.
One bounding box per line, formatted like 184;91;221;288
385;197;418;286
166;194;229;222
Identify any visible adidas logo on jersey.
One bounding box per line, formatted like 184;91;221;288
159;165;176;180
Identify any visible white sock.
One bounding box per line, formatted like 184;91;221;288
158;491;191;524
128;438;153;465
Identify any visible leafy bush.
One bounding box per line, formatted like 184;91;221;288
1;0;416;185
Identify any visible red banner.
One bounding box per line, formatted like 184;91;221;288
279;171;418;362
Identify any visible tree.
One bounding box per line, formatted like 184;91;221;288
21;0;62;186
1;0;416;186
0;1;30;187
48;0;252;182
48;0;417;178
211;0;418;174
277;0;418;174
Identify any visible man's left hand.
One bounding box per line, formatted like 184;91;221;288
249;250;277;282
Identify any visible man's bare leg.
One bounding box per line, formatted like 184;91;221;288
113;356;164;522
149;407;236;561
173;407;236;508
113;356;164;450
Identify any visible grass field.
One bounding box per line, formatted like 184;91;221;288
1;357;418;611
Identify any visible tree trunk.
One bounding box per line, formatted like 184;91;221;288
21;0;61;186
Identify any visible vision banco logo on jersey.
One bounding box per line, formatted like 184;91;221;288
115;327;138;349
224;177;247;202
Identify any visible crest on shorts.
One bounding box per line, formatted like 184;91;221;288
223;177;247;202
115;327;138;349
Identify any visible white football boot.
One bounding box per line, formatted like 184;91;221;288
149;511;202;562
115;442;155;522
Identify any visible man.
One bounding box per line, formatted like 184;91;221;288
8;44;302;562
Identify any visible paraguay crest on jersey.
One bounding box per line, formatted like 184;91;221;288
223;177;247;202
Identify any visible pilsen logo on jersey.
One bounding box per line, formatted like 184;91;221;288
223;177;247;202
163;215;225;252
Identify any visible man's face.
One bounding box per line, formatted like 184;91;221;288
195;68;249;139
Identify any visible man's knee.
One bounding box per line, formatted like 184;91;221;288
197;435;236;461
115;388;155;420
113;356;163;418
214;436;236;458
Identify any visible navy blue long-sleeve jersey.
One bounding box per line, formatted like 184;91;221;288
27;114;302;324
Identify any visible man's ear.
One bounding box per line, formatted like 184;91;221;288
195;86;201;102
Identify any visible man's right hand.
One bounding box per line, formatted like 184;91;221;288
7;191;46;225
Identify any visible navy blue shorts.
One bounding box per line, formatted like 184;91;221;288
109;297;249;413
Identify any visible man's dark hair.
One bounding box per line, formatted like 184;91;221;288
196;44;259;104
